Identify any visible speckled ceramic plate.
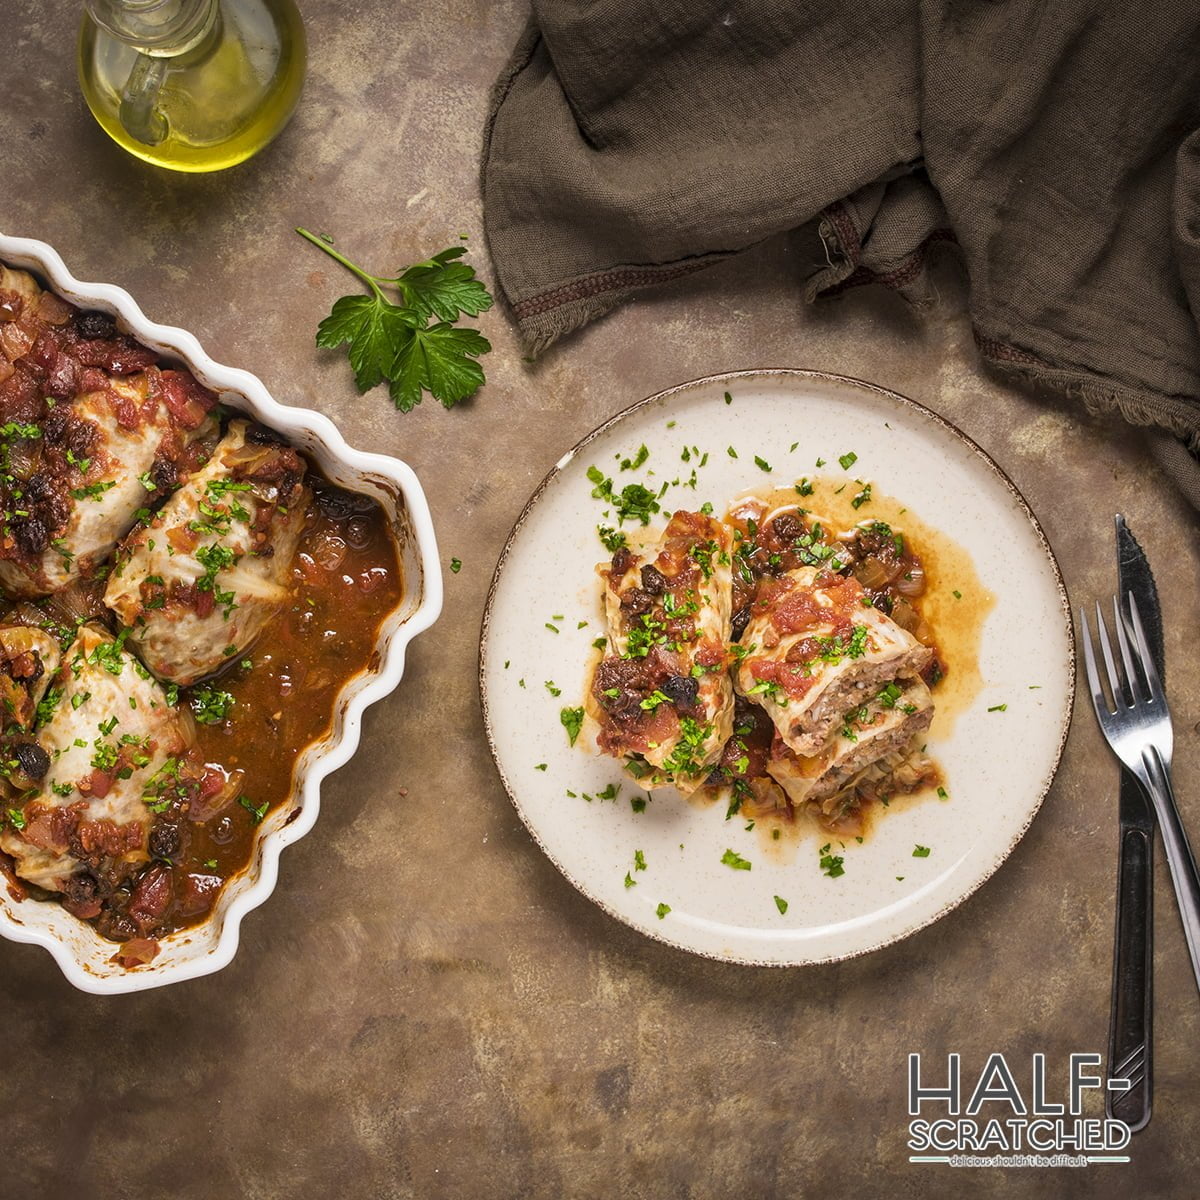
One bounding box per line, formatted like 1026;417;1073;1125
480;370;1073;965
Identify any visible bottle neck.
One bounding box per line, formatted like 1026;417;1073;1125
85;0;219;56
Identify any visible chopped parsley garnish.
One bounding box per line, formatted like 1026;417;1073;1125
624;872;636;888
191;687;235;725
745;678;785;704
720;848;752;871
586;466;662;526
619;444;649;471
35;687;64;727
7;807;26;831
913;845;931;857
71;480;116;501
655;902;671;919
724;392;733;405
819;844;845;878
639;689;672;710
90;738;119;772
838;451;858;470
937;786;948;799
660;717;712;776
534;763;547;771
987;703;1008;712
726;446;738;458
851;482;872;509
952;589;962;599
795;477;814;496
138;471;156;491
598;526;626;552
449;557;462;573
240;795;269;824
774;895;789;915
560;706;584;746
753;455;771;472
195;542;237;597
634;849;646;871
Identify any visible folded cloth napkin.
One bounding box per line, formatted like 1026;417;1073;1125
482;2;1200;497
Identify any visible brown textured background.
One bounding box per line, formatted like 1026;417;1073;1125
2;3;1199;1198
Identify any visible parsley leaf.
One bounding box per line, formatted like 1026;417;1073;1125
315;293;419;392
395;247;493;322
300;229;493;413
721;848;752;871
560;706;584;746
389;323;490;413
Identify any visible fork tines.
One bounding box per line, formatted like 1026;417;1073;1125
1081;593;1163;716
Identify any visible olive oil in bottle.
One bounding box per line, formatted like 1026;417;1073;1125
78;0;306;172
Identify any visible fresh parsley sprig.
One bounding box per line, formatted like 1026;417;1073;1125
297;228;493;413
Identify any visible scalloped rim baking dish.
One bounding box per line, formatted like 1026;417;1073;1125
0;232;443;994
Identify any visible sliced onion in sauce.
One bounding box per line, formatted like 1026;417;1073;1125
894;562;926;597
890;597;920;632
853;556;894;592
7;436;39;480
44;577;107;628
0;322;34;361
186;765;244;824
36;292;73;326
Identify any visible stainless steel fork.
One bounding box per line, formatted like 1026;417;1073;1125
1080;594;1200;997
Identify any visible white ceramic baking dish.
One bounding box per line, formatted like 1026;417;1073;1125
0;232;443;994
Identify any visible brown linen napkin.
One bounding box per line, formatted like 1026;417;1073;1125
482;3;1200;496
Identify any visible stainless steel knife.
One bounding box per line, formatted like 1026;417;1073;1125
1107;514;1163;1132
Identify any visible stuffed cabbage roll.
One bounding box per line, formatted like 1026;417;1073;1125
0;623;195;894
736;566;932;756
104;420;309;684
766;677;934;808
587;510;735;792
0;264;219;596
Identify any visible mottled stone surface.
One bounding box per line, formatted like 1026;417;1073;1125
2;4;1199;1198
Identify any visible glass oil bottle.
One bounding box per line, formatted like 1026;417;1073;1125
78;0;306;172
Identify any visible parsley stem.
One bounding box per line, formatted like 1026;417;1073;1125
296;227;388;302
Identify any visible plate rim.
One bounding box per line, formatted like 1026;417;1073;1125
479;368;1075;966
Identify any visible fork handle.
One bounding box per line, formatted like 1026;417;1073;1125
1107;820;1152;1130
1142;748;1200;995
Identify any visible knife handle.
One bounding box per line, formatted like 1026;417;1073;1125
1107;817;1152;1131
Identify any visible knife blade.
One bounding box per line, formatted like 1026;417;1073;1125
1107;514;1164;1132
